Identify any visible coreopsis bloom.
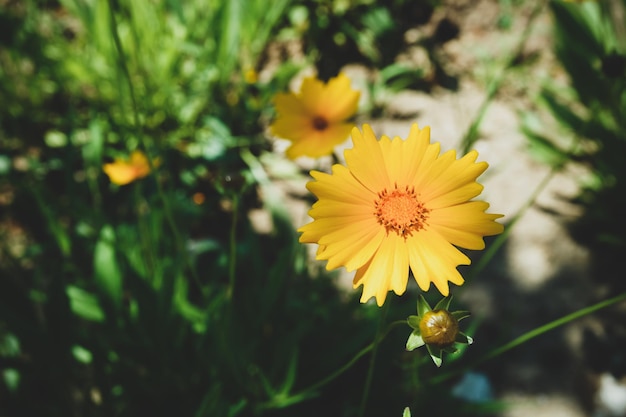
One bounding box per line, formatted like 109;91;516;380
298;124;504;306
270;73;360;159
103;150;155;185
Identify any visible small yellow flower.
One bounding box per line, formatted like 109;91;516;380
298;124;504;306
244;68;258;84
270;73;360;159
102;150;155;185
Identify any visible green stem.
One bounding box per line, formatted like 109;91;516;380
106;0;204;292
134;184;156;279
227;195;239;300
257;319;406;411
430;291;626;385
358;301;391;417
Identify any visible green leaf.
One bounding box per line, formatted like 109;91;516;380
379;63;424;92
72;345;93;364
83;118;105;168
458;332;474;345
173;275;208;332
434;295;453;311
402;407;411;417
523;128;570;168
417;294;432;317
540;89;586;132
31;188;71;257
2;369;20;393
277;349;299;396
406;331;425;351
551;0;604;58
94;225;123;309
426;345;443;367
550;0;609;104
66;285;106;322
407;315;420;330
44;130;67;148
217;0;242;80
452;310;471;322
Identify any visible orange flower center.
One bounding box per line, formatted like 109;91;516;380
374;184;429;238
312;115;329;131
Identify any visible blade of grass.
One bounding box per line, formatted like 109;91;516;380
460;0;545;153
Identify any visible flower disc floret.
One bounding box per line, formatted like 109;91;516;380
374;185;429;238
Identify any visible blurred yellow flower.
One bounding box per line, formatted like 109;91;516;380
270;73;360;159
103;150;155;185
244;68;258;84
298;124;504;306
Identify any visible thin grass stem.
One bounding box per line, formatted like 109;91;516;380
358;301;391;417
460;0;546;153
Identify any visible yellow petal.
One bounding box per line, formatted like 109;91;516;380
317;73;360;122
344;125;390;192
351;235;411;306
353;249;393;306
421;150;488;204
103;163;138;185
317;224;386;271
102;150;153;185
377;124;430;187
273;92;309;117
408;142;442;189
270;114;314;142
284;122;353;159
407;230;469;295
430;202;505;249
305;165;375;206
427;182;485;209
298;76;326;114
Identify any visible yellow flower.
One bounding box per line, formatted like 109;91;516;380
244;68;258;84
298;124;504;306
103;150;155;185
270;73;360;159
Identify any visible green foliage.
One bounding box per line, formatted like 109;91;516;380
288;0;437;81
522;0;626;253
7;0;615;416
0;1;480;416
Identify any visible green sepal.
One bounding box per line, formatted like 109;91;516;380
407;315;421;330
403;407;411;417
457;332;473;345
406;331;425;351
433;295;453;311
426;344;443;367
452;310;471;321
417;294;432;317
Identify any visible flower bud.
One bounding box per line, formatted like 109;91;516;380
418;309;459;348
